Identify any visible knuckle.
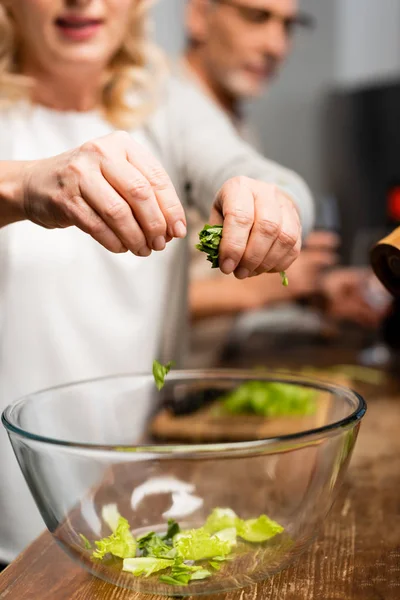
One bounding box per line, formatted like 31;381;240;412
104;200;130;222
127;178;152;202
80;139;104;157
145;218;166;235
278;228;298;248
146;166;171;191
256;218;280;238
227;208;253;228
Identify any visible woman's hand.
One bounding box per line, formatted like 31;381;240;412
22;131;187;255
210;177;302;279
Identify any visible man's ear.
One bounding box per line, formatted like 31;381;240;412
185;0;214;45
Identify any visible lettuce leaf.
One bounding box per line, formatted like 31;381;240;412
101;503;121;532
174;527;233;561
236;514;284;543
153;360;173;390
93;516;137;560
137;531;176;559
204;508;237;534
123;557;173;577
221;381;316;417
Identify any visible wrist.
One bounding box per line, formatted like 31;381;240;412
0;161;30;227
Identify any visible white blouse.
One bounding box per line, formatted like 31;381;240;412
0;78;314;561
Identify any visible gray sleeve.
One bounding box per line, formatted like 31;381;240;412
169;78;315;236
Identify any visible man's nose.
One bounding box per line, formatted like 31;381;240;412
260;18;290;61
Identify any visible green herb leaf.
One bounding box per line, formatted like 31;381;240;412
163;519;180;542
236;514;284;543
123;557;174;577
174;527;233;561
93;516;137;560
79;534;92;549
280;271;289;286
137;531;176;559
209;561;222;571
196;224;223;269
152;359;174;391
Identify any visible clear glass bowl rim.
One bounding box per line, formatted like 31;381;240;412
1;369;367;456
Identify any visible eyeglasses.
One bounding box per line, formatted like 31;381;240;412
213;0;316;34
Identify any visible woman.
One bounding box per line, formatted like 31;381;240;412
0;0;313;563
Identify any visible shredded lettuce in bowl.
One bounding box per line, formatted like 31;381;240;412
83;505;284;586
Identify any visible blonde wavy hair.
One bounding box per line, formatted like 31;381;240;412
0;0;167;129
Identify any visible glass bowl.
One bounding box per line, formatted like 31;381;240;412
2;370;366;596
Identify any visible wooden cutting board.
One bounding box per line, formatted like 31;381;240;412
150;372;352;444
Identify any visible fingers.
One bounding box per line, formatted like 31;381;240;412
253;190;301;275
78;171;151;256
215;177;255;275
101;159;166;252
124;140;187;239
233;182;282;279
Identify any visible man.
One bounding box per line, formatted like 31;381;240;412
182;0;385;356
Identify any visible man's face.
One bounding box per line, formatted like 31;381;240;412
189;0;298;99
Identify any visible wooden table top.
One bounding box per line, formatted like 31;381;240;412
1;339;399;600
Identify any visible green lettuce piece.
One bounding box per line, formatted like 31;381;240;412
221;381;316;417
153;360;173;391
159;560;211;586
101;503;121;532
236;515;284;543
280;271;289;286
123;557;173;577
204;508;237;534
174;527;233;561
79;534;92;549
137;531;176;559
190;568;212;581
93;516;137;560
213;527;237;545
196;224;223;268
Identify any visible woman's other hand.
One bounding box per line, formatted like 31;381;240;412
22;131;186;255
210;177;302;279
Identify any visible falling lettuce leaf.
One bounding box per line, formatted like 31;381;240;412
123;557;174;577
174;527;233;561
153;360;174;391
92;516;137;560
280;271;289;286
196;223;288;285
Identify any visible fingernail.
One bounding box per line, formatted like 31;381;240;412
152;236;166;251
174;220;187;238
221;259;236;274
235;267;250;280
138;246;151;257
